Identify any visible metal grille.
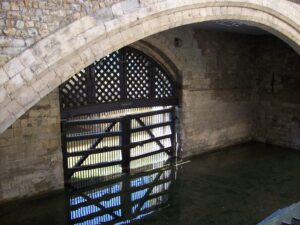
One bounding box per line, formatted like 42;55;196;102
66;162;178;225
61;107;178;186
59;46;177;119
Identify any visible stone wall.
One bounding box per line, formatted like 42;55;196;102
0;89;63;202
252;36;300;150
0;0;122;66
142;26;300;154
145;27;255;157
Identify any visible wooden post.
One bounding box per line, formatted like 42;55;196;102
170;107;177;159
61;119;69;187
121;115;131;173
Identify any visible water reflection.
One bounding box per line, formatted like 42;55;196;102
2;143;300;225
66;161;179;225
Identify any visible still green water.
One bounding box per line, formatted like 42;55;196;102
1;142;300;225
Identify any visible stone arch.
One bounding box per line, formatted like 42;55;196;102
1;0;300;134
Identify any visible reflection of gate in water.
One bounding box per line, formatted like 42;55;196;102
61;106;178;185
66;162;178;225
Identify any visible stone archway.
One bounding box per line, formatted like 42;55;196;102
1;0;300;134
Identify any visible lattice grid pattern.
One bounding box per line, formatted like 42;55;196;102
59;47;176;113
94;51;122;103
154;67;174;98
125;49;151;100
60;69;89;109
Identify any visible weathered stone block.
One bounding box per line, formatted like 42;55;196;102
3;58;25;78
0;88;8;106
112;0;139;16
16;20;25;29
0;37;25;47
54;62;75;83
0;68;9;85
20;68;34;82
5;75;25;95
13;86;40;108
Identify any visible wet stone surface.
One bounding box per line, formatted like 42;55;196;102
1;142;300;225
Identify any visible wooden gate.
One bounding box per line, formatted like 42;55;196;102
60;46;179;185
61;107;178;185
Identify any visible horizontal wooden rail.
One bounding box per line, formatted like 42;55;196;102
131;134;172;147
66;131;122;141
131;121;172;133
129;107;172;119
67;134;172;157
67;145;122;157
61;98;177;119
64;117;121;126
130;147;172;161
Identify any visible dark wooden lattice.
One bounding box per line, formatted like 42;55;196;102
154;66;174;98
125;48;151;100
93;51;122;103
60;69;89;109
59;47;177;118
